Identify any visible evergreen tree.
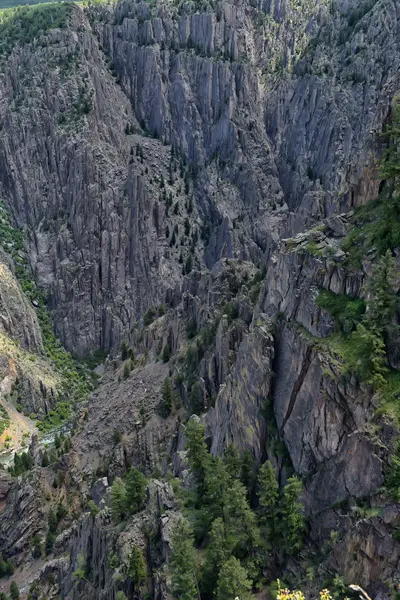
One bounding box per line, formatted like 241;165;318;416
201;518;232;597
120;340;129;360
223;444;242;479
110;477;127;522
48;508;58;534
216;557;251;600
170;519;199;600
222;478;260;555
203;457;231;525
5;560;13;576
189;381;202;414
32;534;42;559
41;450;49;467
161;377;175;415
185;420;210;492
257;460;279;542
241;449;257;497
10;582;19;600
279;476;305;554
127;545;146;588
162;344;170;363
45;531;55;555
347;324;387;386
364;250;398;333
125;468;147;514
380;102;400;182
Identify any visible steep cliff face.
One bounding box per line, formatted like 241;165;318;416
1;0;400;598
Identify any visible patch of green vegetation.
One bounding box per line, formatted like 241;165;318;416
316;290;365;332
0;2;72;58
342;104;400;266
0;405;10;436
110;467;147;522
318;251;398;389
8;450;34;476
0;202;94;432
168;421;305;599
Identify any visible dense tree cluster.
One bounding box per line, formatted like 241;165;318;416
169;420;305;600
110;468;147;522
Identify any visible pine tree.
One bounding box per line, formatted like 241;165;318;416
223;444;242;479
279;476;305;554
161;377;175;415
189;380;202;414
162;344;170;363
125;468;147;514
201;518;232;597
120;340;129;360
10;582;20;600
48;508;58;534
222;478;260;554
41;450;49;467
170;519;199;600
5;559;13;576
185;420;210;491
202;457;231;527
45;531;55;555
110;477;127;522
216;557;251;600
364;250;398;333
347;323;388;386
257;460;279;542
127;545;146;588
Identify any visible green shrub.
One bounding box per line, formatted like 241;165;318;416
316;289;365;332
113;429;122;444
123;361;130;379
87;500;100;517
144;309;155;326
162;344;170;363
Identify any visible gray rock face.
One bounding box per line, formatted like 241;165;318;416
0;7;193;357
207;314;274;461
